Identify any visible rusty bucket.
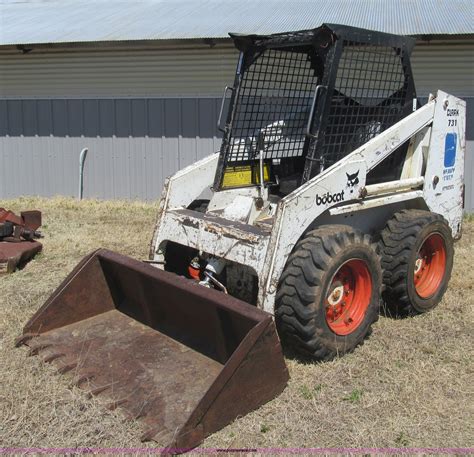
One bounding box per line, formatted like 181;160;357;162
16;249;288;452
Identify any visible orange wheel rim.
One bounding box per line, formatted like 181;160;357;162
325;259;372;336
414;233;446;298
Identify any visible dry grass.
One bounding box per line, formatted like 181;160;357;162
0;196;473;451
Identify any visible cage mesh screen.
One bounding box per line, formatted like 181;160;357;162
318;42;409;168
227;49;318;163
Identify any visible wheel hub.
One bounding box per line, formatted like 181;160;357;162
413;233;447;299
325;259;372;336
327;282;345;306
414;257;424;274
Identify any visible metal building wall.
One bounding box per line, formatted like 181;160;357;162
0;43;237;200
0;97;226;199
411;41;474;212
0;40;473;206
0;43;237;97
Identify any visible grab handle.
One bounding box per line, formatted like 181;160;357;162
217;86;234;132
305;85;327;138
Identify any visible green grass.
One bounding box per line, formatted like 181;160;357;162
343;389;363;403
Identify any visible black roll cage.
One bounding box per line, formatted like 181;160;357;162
213;24;417;191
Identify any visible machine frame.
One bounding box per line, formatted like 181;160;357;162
150;90;465;313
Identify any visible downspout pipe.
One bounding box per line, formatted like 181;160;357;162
78;147;88;200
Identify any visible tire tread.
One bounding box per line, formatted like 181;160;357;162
275;225;381;360
379;209;451;316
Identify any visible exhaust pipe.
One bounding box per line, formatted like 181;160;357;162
78;147;88;200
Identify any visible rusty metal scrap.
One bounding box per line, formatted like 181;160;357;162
0;208;42;241
0;208;42;273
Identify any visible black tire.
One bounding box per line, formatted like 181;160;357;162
379;209;454;317
0;221;13;238
164;199;209;275
275;225;382;361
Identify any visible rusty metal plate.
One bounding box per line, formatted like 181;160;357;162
21;210;42;231
0;240;42;274
0;208;23;226
24;309;223;445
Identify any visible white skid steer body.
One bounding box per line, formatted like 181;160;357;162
150;91;465;314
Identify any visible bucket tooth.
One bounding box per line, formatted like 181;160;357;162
106;398;128;411
140;427;161;443
14;333;37;347
121;397;151;421
28;343;51;356
87;384;113;398
17;249;289;451
43;352;66;363
57;362;78;374
70;373;94;388
124;407;147;421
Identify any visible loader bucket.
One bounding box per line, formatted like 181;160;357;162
16;249;288;451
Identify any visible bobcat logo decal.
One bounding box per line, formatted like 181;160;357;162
346;170;359;193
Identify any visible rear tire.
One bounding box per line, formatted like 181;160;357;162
275;226;382;361
379;210;454;317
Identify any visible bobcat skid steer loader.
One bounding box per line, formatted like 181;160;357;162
18;24;465;451
151;24;464;355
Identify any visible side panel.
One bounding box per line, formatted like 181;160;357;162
151;208;270;273
260;101;436;313
149;153;219;258
423;92;466;237
259;160;367;312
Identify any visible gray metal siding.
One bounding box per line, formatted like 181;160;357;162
2;97;472;208
412;42;474;98
0;98;224;200
0;44;236;200
2;42;473;98
0;44;238;97
465;142;474;212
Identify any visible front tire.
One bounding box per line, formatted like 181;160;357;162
379;210;454;317
275;226;382;361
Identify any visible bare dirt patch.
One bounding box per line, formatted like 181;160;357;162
1;197;472;450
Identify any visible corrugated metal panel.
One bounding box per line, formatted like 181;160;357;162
2;125;473;209
0;97;224;200
2;41;474;98
412;43;474;97
1;96;472;205
0;44;238;97
465;142;474;212
0;135;223;200
0;0;473;46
